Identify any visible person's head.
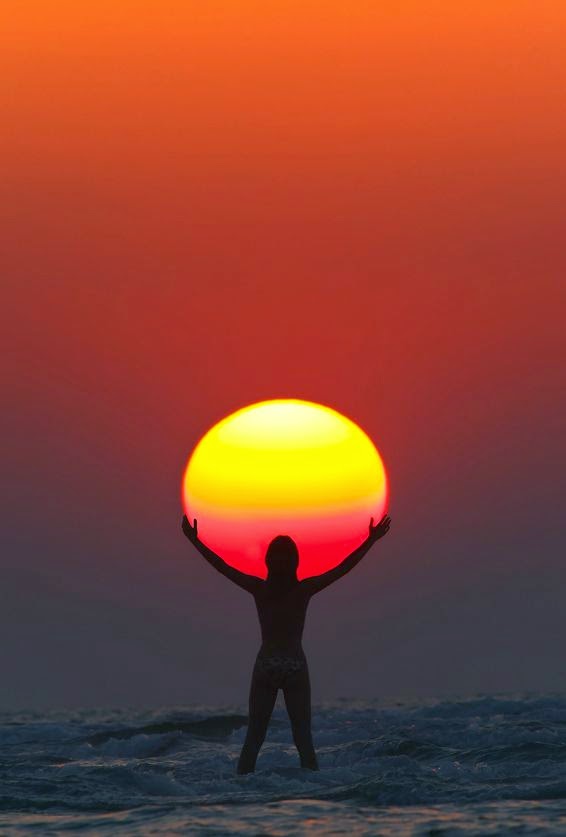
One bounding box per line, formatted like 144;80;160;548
265;535;299;582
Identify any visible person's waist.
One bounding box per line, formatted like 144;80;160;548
258;642;305;660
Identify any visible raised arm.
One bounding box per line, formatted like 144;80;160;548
303;514;391;595
181;515;261;594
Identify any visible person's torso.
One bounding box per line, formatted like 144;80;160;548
253;582;310;656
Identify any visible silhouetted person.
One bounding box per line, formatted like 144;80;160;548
181;512;391;773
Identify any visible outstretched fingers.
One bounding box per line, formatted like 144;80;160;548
369;513;391;540
181;514;198;540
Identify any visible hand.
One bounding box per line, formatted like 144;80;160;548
368;513;391;542
182;514;199;543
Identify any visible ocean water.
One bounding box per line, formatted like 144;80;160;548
2;695;566;835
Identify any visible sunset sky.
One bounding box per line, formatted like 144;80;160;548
2;1;565;709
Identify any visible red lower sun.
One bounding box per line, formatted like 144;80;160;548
182;399;388;579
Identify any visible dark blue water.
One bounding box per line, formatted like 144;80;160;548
2;694;566;834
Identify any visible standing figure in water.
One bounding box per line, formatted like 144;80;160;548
181;513;391;773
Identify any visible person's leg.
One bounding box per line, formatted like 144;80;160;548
237;668;278;774
282;665;319;770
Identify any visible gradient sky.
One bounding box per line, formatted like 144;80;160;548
2;1;565;710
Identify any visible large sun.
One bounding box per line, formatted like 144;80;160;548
182;399;388;579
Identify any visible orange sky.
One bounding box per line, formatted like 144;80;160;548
2;2;565;707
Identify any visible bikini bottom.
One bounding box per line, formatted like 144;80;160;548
253;652;307;690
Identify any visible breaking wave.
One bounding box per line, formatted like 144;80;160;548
2;695;566;834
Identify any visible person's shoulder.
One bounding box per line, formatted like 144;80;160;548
251;578;267;596
298;578;316;596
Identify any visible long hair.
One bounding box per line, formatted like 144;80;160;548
264;535;299;592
